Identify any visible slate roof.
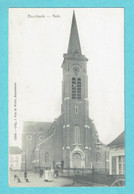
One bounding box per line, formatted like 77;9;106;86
67;11;82;54
23;121;53;133
108;131;125;148
9;146;22;154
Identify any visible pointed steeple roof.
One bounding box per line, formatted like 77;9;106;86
67;11;82;55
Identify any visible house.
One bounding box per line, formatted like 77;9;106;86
108;131;125;175
9;146;22;170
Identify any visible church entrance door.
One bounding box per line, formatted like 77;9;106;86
73;153;82;168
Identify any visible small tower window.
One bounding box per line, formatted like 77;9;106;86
77;78;81;99
75;105;79;114
74;125;80;144
72;78;76;99
74;50;79;57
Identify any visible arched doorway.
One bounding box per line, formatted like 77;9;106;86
73;153;82;168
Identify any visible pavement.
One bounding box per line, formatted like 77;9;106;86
9;171;73;187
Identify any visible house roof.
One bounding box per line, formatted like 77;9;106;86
9;146;22;154
108;131;125;148
23;121;53;133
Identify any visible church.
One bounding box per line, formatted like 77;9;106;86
22;12;109;171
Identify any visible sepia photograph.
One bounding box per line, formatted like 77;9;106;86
9;8;124;187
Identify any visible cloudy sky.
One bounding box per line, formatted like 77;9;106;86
9;8;124;147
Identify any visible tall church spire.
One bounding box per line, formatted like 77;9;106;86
67;11;82;55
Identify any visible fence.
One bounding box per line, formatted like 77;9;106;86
57;168;124;186
57;168;109;177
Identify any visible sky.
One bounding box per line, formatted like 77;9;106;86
9;8;124;148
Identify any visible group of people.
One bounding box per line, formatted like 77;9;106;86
44;168;59;182
14;171;29;183
40;168;59;181
13;169;59;183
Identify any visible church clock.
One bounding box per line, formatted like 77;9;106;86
73;65;80;75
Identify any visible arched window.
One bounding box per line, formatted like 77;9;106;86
74;126;80;144
77;78;81;99
72;78;76;99
96;152;101;162
45;152;49;163
75;105;79;114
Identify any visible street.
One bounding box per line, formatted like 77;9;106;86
9;171;73;187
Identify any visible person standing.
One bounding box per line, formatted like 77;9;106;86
24;170;27;180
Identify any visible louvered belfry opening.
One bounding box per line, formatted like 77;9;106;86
72;77;81;100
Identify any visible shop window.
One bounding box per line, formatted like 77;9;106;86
119;156;125;175
112;156;116;174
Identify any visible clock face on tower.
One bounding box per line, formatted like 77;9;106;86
73;65;80;75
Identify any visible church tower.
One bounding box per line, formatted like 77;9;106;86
22;11;108;171
62;12;92;168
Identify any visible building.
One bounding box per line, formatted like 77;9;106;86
9;146;22;170
108;131;125;175
22;12;108;170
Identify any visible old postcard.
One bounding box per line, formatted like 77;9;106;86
9;8;124;187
